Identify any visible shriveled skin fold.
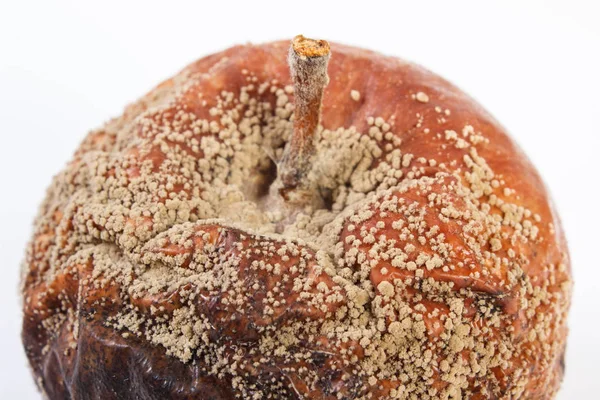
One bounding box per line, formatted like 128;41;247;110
21;41;571;400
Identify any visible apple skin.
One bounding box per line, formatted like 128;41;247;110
21;41;571;399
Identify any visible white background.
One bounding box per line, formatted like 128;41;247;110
1;0;598;398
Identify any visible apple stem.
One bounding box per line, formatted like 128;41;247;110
279;35;331;191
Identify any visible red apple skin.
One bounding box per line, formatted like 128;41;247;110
21;41;571;399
